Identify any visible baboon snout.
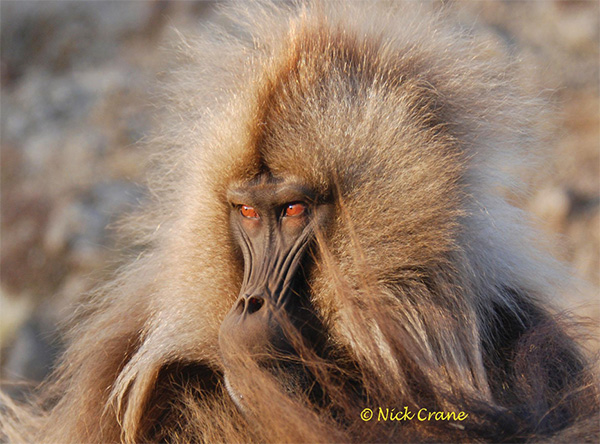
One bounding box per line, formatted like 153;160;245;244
218;293;289;364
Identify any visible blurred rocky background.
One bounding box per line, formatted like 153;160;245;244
1;1;598;389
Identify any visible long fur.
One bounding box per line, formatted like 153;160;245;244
2;2;598;443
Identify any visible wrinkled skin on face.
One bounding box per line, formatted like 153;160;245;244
218;174;333;405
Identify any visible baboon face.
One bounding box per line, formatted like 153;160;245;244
218;174;332;393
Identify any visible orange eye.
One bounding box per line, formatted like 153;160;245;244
285;202;306;217
240;205;259;219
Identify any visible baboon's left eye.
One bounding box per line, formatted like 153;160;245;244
284;203;306;217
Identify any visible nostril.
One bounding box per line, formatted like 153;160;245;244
234;298;245;315
246;296;264;314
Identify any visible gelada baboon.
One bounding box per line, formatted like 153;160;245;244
2;1;598;443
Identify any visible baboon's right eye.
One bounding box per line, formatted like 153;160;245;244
240;205;259;219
